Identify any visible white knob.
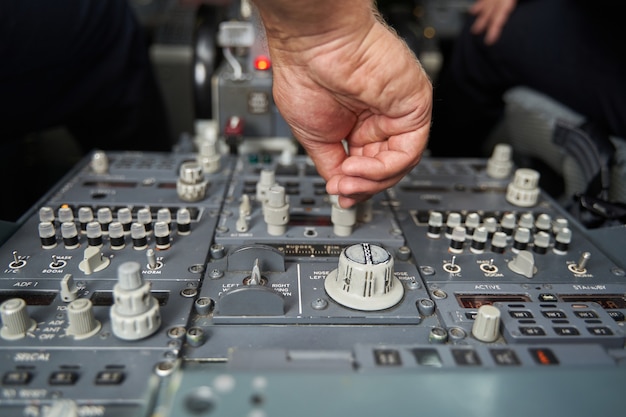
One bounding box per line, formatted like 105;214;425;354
110;262;161;340
506;168;540;207
256;169;276;202
325;243;404;311
90;150;109;174
487;143;513;179
43;399;79;417
78;245;110;275
177;161;208;202
508;250;536;278
66;299;101;340
331;196;356;237
0;298;36;340
472;305;501;342
263;185;290;236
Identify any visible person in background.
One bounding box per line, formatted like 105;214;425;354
428;0;626;158
0;0;174;221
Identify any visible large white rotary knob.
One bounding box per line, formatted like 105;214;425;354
324;243;404;311
506;168;540;207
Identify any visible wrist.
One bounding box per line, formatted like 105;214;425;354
252;0;378;63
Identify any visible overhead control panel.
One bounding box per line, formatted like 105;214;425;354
0;144;625;417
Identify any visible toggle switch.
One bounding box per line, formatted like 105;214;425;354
569;252;591;274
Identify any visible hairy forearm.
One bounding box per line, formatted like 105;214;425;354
251;0;378;56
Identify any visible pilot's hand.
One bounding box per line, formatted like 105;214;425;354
254;0;432;208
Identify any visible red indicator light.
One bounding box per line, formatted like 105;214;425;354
529;348;559;365
254;55;271;71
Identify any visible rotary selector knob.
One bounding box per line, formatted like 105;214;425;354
177;161;208;202
487;143;513;179
110;261;161;340
0;298;36;340
508;250;537;278
472;304;501;342
66;298;101;340
43;399;79;417
90;150;109;174
325;243;404;311
506;168;540;207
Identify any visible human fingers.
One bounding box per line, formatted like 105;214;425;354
470;0;516;44
469;0;494;35
326;164;411;201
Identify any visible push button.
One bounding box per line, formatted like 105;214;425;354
509;310;533;319
587;326;613;336
49;371;79;385
2;371;32;385
490;349;521;366
542;310;567;319
519;326;546;336
574;310;598;319
95;370;125;385
373;349;402;366
452;349;481;366
553;327;580;336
